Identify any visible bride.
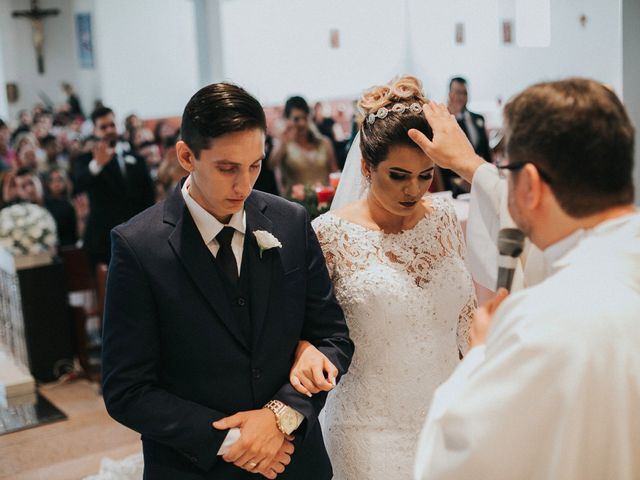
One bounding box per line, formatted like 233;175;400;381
290;76;476;479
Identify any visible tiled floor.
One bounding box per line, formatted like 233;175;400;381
0;380;141;480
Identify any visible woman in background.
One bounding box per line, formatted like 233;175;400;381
270;96;337;194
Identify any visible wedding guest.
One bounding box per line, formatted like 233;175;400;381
44;167;78;246
61;82;85;119
411;78;640;480
0;119;13;171
13;168;44;205
74;106;154;265
270;96;337;194
441;77;491;196
0;170;18;208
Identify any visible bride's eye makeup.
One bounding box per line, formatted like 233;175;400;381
387;168;434;181
389;171;408;181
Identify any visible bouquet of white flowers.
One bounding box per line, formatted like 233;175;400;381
0;203;58;257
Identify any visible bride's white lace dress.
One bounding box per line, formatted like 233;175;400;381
312;196;476;479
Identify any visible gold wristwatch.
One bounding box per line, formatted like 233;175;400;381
263;400;301;435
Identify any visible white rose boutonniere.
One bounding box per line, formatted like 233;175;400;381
124;154;137;165
253;230;282;258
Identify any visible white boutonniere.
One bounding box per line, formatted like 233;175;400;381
124;155;137;165
475;117;484;128
253;230;282;258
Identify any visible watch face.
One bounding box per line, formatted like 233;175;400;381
280;409;298;434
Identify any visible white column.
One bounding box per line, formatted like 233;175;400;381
622;0;640;204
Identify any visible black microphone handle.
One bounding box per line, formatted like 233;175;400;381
497;267;516;292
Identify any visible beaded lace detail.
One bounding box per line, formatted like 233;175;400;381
312;196;476;479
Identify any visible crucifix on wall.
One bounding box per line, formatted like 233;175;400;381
12;0;60;74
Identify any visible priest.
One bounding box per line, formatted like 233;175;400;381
408;78;640;479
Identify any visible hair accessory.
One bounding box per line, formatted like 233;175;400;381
366;102;423;125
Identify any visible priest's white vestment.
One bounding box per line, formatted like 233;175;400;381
415;212;640;480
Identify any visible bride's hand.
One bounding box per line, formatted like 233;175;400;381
290;340;338;397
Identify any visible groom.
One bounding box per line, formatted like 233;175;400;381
101;83;354;479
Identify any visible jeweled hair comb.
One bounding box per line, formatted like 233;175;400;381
366;102;423;125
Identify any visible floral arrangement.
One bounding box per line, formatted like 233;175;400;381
288;184;336;219
0;203;58;257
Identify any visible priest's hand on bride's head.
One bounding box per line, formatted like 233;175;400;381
408;101;484;184
289;340;338;397
470;288;509;348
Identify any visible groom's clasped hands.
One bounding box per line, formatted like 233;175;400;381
213;410;294;479
212;341;337;478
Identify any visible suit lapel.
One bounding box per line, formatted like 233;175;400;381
244;194;275;351
166;187;250;352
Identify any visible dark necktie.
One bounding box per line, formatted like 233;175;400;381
456;115;470;139
216;227;238;286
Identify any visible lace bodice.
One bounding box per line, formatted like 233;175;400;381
312;197;476;479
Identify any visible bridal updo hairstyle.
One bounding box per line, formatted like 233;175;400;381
358;75;433;168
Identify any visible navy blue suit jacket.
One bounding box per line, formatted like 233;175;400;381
102;183;354;479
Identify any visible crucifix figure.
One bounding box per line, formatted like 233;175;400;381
12;0;60;74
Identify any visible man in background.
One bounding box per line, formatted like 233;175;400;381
74;107;154;265
441;77;491;196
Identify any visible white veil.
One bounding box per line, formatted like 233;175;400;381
331;132;368;210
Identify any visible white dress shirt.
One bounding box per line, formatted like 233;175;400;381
181;176;246;276
415;212;640;479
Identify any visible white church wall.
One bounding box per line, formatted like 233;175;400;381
93;0;200;120
410;0;623;125
219;0;408;106
220;0;623;128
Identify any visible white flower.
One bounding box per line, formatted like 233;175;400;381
253;230;282;258
0;203;58;257
28;226;43;239
124;155;137;165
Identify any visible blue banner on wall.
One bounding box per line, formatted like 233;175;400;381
75;13;94;69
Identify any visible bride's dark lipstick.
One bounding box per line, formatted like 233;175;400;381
399;201;417;208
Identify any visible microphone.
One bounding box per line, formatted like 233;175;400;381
497;228;525;292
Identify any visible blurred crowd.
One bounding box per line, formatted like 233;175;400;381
0;77;497;265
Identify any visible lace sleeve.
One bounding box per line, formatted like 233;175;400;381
311;214;338;280
441;199;477;355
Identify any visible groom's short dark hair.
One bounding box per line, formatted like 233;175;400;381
180;83;266;159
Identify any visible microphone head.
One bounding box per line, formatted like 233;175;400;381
498;228;525;258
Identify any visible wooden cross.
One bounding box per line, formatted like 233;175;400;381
12;0;60;74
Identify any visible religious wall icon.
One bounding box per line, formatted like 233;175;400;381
11;0;60;75
330;29;340;49
6;83;19;104
579;14;588;28
502;20;514;44
455;23;465;44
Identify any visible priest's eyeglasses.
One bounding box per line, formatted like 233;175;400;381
496;160;555;185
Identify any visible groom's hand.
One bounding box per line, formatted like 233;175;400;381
213;409;290;476
290;340;338;397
